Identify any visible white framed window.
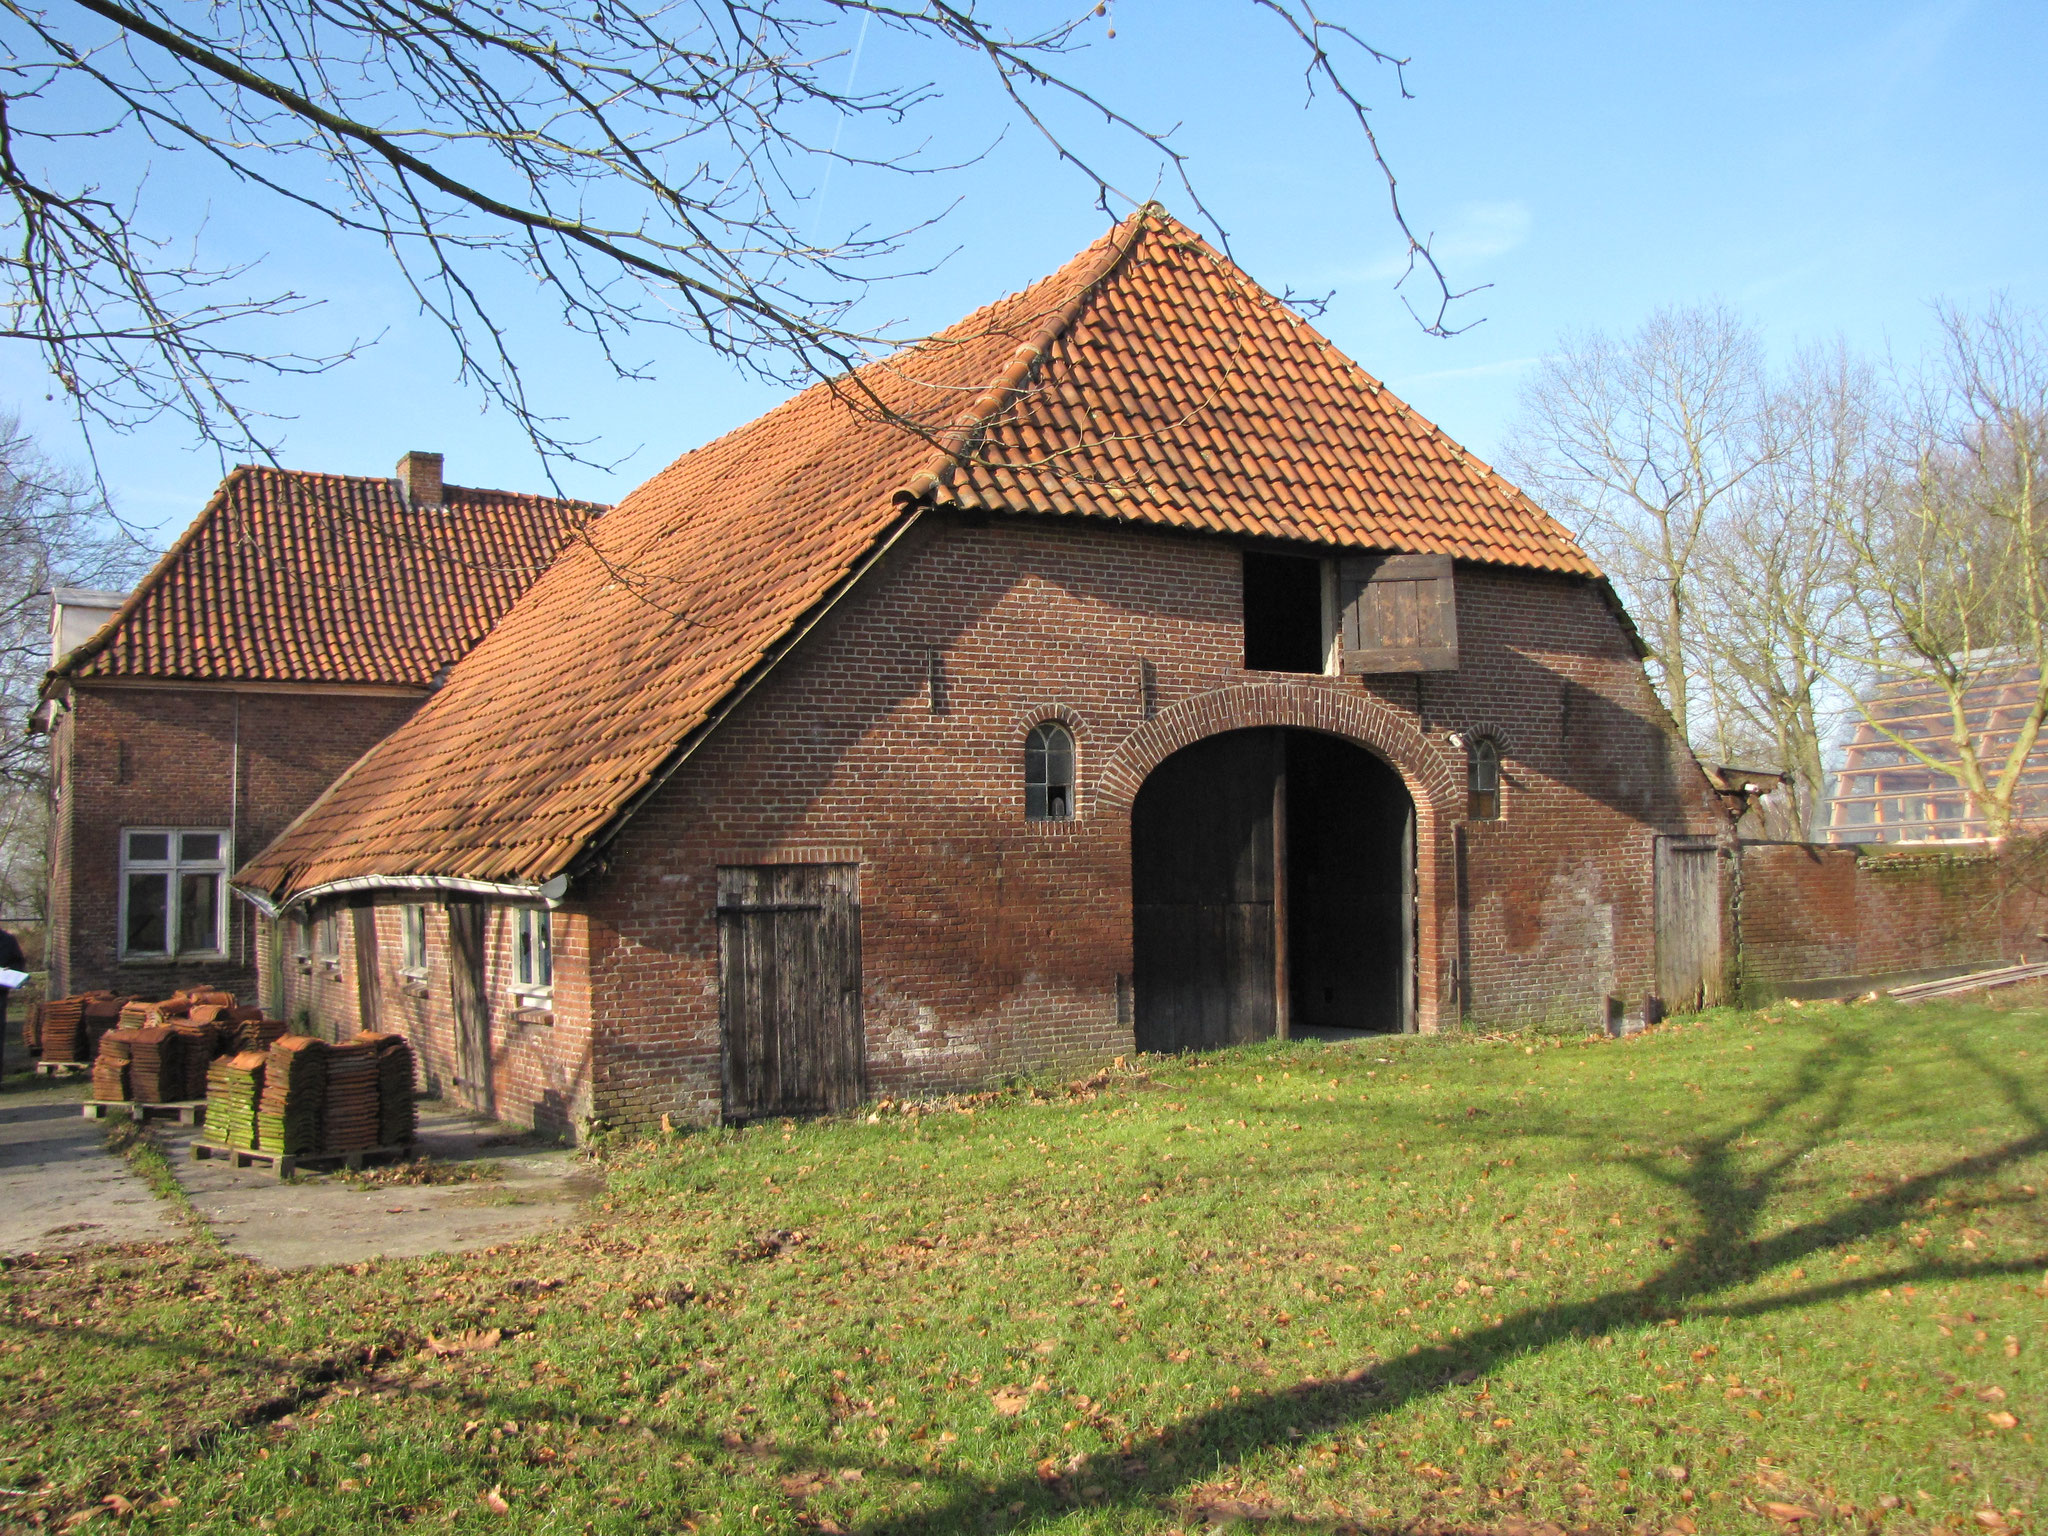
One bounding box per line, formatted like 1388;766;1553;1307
315;908;342;964
513;907;553;996
400;904;428;977
120;828;229;959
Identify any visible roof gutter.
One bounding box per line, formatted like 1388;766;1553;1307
236;872;564;920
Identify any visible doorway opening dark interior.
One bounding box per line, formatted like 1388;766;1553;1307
1131;728;1413;1054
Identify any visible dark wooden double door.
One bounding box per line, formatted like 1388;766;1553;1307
1132;729;1413;1051
718;864;865;1121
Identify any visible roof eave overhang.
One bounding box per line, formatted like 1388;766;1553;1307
234;871;565;919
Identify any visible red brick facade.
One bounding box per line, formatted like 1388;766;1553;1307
253;515;1730;1136
267;900;593;1137
44;684;421;1000
1734;840;2048;1000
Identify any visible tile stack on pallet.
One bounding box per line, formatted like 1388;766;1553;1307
121;1027;189;1103
323;1040;382;1153
91;1036;131;1101
39;992;131;1064
40;994;97;1064
258;1036;329;1155
205;1051;267;1150
357;1033;420;1146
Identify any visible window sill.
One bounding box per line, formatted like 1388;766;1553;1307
118;952;226;965
511;1007;555;1028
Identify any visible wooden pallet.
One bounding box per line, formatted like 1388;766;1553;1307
82;1099;207;1125
34;1061;88;1078
190;1140;414;1179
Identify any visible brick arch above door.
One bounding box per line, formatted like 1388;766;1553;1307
1093;681;1460;818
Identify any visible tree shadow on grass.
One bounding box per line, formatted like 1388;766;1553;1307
4;1023;2044;1532
866;1023;2048;1533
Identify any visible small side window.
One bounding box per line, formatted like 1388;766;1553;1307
1025;722;1076;821
1468;738;1502;821
315;909;341;963
514;908;553;993
400;905;428;976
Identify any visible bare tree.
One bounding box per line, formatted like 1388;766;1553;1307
0;0;1471;473
1692;346;1872;837
0;413;152;919
1819;299;2048;840
1504;304;1775;747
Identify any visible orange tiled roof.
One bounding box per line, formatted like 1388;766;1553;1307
52;466;600;688
235;208;1595;901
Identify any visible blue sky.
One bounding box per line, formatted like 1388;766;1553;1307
6;0;2044;538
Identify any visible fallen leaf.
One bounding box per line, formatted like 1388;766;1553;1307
1974;1512;2009;1531
1985;1411;2018;1429
990;1387;1029;1417
427;1328;504;1357
481;1485;512;1515
1978;1386;2008;1402
101;1495;134;1517
1764;1503;1818;1523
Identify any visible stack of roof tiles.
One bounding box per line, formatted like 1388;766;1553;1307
258;1036;328;1155
205;1051;267;1150
37;994;97;1063
234;206;1598;908
321;1040;382;1152
354;1033;419;1146
115;1027;189;1103
223;1007;288;1053
78;997;130;1064
91;1035;131;1102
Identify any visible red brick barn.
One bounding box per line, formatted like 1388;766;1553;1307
34;455;596;1004
235;209;1728;1137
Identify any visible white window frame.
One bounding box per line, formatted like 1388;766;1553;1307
399;904;429;978
512;906;554;1003
119;827;231;960
314;908;342;966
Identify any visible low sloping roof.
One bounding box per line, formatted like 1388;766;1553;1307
51;467;600;688
236;207;1595;903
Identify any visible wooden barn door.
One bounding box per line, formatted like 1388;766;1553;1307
447;902;494;1115
1132;731;1281;1053
1654;836;1725;1014
718;864;865;1121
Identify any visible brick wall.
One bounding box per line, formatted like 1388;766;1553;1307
45;685;419;999
570;515;1724;1132
1736;841;2048;999
265;901;592;1138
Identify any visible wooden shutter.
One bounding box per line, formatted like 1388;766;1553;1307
1338;553;1459;674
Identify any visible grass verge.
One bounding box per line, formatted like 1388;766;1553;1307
104;1120;218;1247
2;993;2044;1535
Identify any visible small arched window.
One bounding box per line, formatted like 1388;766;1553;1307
1467;737;1501;821
1025;722;1076;821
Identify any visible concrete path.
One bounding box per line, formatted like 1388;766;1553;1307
0;1077;187;1255
157;1099;598;1269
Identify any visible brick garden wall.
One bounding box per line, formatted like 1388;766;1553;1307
1736;841;2048;1000
46;685;419;1000
568;514;1724;1132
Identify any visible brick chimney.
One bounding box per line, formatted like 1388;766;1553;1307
395;450;444;507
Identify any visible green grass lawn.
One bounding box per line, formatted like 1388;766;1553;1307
3;993;2044;1535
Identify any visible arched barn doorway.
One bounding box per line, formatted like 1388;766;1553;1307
1131;728;1413;1050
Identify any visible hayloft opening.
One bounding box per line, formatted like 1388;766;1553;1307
1131;727;1413;1052
1241;552;1326;673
